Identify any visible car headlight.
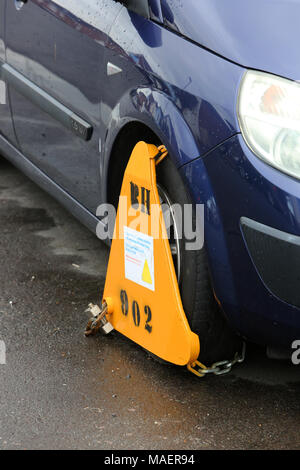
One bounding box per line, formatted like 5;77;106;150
237;70;300;180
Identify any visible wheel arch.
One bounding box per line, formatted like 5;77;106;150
103;88;201;208
106;121;161;208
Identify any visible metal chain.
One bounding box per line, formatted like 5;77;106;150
187;341;246;378
86;300;246;378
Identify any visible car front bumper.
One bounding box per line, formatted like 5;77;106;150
181;134;300;349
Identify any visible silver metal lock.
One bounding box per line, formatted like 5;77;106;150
85;303;114;337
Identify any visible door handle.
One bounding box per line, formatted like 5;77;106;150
14;0;27;11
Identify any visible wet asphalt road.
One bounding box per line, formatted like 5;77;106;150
0;158;300;450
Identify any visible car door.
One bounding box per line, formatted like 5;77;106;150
0;0;17;146
4;0;122;213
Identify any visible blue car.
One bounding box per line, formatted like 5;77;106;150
1;0;299;363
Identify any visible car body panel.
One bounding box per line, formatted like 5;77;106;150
0;1;17;146
148;0;163;23
5;0;122;213
161;0;300;81
103;7;242;168
0;131;100;234
181;134;300;347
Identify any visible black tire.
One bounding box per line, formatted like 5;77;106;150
156;156;242;365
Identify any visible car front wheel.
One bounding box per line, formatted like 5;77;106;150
156;156;242;365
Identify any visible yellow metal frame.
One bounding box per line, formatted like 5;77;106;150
102;142;200;366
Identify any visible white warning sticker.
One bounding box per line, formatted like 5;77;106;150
124;226;155;291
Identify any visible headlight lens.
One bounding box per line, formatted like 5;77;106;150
237;70;300;179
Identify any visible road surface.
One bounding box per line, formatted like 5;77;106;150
0;158;299;450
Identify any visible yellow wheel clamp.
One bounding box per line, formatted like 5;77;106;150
85;141;245;376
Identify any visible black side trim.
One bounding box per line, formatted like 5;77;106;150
1;63;93;141
241;217;300;308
